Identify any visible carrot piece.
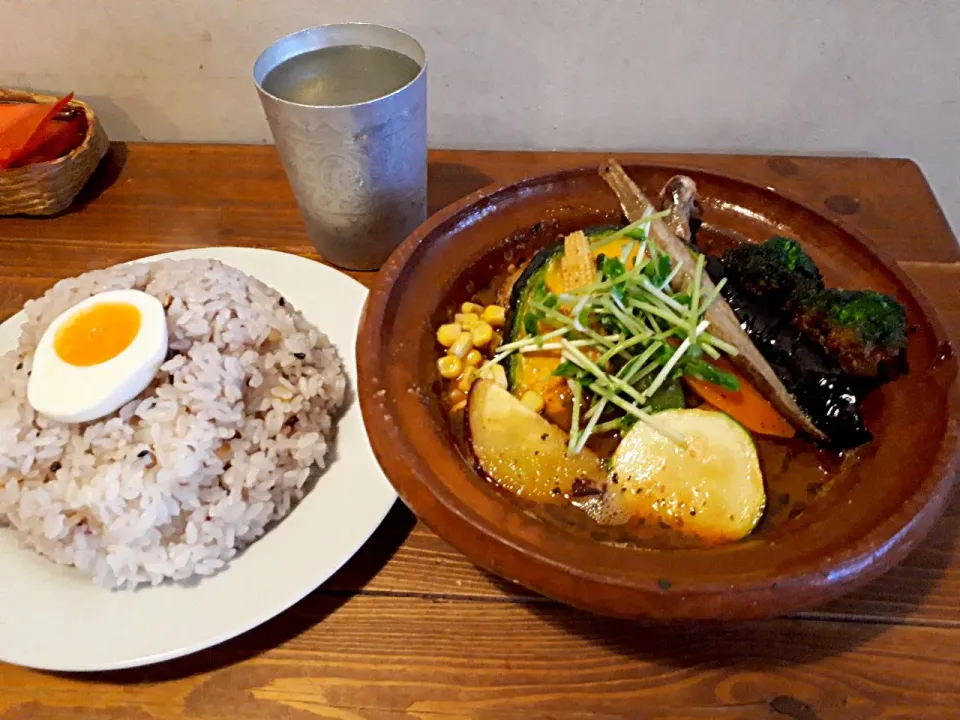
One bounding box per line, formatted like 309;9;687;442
685;358;796;438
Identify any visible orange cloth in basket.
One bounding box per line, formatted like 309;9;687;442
0;93;74;168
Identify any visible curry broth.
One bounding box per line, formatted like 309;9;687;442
447;395;856;548
437;222;862;549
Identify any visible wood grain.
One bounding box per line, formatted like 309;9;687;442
325;493;960;627
3;595;960;719
0;144;958;716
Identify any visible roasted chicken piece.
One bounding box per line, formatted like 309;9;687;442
660;174;702;243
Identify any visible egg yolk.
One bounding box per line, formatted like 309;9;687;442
54;302;142;366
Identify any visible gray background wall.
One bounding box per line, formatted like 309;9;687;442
2;0;958;231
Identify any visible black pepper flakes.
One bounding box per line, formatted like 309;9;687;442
551;486;561;496
137;450;150;458
689;508;697;517
540;433;548;441
611;473;619;484
570;478;602;498
279;296;286;306
50;461;62;473
15;362;23;371
293;352;306;360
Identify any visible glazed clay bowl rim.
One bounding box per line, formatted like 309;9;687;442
358;162;959;619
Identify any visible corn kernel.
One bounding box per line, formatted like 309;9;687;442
450;400;468;414
461;302;484;315
520;390;545;413
449;331;473;359
455;312;480;329
437;355;463;379
448;388;467;406
481;305;506;327
458;366;477;392
465;349;483;366
489;332;503;353
471;321;494;348
436;323;462;347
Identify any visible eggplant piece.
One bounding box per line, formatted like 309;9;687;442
599;159;827;441
718;238;908;381
704;256;872;448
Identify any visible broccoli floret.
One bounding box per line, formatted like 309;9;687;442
821;289;907;349
721;236;823;303
770;236;820;276
716;236;908;378
794;288;908;377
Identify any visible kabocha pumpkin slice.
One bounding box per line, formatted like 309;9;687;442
502;226;622;394
466;379;607;503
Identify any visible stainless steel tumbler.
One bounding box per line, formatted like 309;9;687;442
254;23;427;271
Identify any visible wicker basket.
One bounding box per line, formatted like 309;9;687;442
0;90;109;216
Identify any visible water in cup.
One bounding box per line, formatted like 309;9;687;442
261;45;422;107
254;24;428;270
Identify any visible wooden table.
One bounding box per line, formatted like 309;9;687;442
0;145;958;719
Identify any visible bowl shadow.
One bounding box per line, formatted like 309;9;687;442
427;161;494;215
56;142;129;216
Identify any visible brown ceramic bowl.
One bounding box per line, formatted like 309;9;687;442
358;163;959;620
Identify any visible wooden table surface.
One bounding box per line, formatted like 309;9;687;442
0;144;958;719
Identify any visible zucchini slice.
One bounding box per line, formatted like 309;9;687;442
605;409;766;542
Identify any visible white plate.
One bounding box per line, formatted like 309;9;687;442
0;247;396;671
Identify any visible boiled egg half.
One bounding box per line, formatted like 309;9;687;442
27;289;168;423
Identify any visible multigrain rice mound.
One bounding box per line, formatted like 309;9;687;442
0;259;346;589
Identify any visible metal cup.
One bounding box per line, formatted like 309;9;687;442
254;23;427;271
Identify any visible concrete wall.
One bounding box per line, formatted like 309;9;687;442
2;0;958;231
